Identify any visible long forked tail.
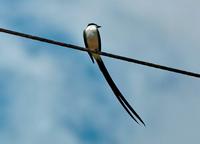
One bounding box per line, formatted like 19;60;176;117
95;56;145;126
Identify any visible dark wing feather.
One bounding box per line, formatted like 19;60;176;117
83;29;95;63
96;57;145;126
96;29;101;51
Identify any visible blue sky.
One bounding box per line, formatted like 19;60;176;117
0;0;200;144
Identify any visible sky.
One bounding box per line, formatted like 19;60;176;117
0;0;200;144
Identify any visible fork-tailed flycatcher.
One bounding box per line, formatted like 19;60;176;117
83;23;145;126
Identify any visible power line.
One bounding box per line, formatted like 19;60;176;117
0;27;199;78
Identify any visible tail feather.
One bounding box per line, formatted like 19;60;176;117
88;52;95;63
95;57;145;126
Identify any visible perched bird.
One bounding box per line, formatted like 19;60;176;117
83;23;145;126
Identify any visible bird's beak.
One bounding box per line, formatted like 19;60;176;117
97;25;101;28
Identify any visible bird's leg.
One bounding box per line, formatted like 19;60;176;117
94;48;100;54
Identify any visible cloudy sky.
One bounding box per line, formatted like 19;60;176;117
0;0;200;144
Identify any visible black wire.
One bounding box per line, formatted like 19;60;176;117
0;27;199;78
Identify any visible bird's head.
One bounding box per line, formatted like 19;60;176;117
87;23;101;28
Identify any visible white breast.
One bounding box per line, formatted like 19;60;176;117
85;25;100;50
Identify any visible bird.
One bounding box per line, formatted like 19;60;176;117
83;23;145;126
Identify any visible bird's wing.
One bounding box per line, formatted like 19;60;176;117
95;56;145;126
96;29;101;51
83;30;95;63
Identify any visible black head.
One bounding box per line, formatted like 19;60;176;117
87;23;101;28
